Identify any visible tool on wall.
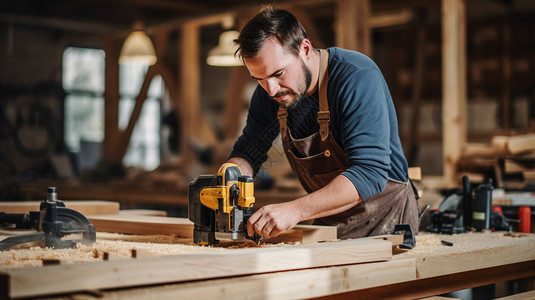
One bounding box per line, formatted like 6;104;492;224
188;163;260;245
0;187;96;250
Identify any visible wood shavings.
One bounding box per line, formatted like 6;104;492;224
0;232;224;271
0;232;296;271
395;231;535;258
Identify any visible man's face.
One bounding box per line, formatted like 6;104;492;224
244;37;312;109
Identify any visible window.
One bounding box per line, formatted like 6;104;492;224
62;47;105;171
62;47;162;172
119;64;162;170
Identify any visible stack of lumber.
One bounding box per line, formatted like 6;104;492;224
459;132;535;188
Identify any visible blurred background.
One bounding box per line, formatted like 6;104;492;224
1;0;535;216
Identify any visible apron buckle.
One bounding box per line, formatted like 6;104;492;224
317;111;330;123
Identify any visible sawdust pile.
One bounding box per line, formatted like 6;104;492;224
0;232;293;271
0;232;226;271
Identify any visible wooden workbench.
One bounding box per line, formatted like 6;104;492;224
2;231;534;299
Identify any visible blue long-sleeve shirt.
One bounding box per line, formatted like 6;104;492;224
229;47;408;201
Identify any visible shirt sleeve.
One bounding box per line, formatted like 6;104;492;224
336;67;392;201
228;86;280;176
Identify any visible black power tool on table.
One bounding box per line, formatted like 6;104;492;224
0;187;96;250
426;176;515;234
188;163;261;245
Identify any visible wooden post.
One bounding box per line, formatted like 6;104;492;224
179;23;199;162
179;23;218;163
102;37;122;164
335;0;371;57
223;67;249;142
441;0;467;186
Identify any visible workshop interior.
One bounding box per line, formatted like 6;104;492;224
1;0;535;299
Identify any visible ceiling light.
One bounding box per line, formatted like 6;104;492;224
119;24;157;65
206;30;243;67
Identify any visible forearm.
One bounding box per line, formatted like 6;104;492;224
292;174;362;222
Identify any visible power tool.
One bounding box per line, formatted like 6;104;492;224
425;175;515;234
0;187;97;250
188;163;260;245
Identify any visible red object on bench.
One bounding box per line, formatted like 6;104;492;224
518;206;531;233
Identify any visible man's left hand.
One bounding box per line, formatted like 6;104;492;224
247;202;300;238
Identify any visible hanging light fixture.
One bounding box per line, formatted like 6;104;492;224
207;30;242;67
207;16;242;67
119;22;157;65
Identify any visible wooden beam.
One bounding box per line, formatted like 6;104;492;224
0;238;392;299
441;0;467;186
102;37;122;164
0;201;120;215
335;0;372;57
222;67;250;142
87;214;337;244
179;23;218;161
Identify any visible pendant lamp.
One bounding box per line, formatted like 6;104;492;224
206;30;243;67
119;23;157;65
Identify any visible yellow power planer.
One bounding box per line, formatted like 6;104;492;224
188;163;260;245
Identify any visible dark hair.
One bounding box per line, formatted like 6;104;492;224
235;6;308;59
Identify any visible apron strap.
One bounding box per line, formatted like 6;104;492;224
277;106;288;140
318;49;330;141
277;49;330;141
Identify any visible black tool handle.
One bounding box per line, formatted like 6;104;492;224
472;179;493;230
0;212;32;229
462;175;472;229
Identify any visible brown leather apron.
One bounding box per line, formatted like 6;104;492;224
277;49;419;239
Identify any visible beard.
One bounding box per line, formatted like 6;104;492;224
274;58;312;110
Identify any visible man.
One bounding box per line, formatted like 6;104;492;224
227;7;419;240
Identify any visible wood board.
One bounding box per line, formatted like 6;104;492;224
0;238;392;299
118;209;167;217
396;232;535;279
88;214;194;237
67;258;416;300
0;201;120;215
87;214;337;244
492;134;535;155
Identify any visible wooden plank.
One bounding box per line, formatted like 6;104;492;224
504;159;527;173
0;201;120;215
405;233;535;279
87;215;337;244
88;215;194;237
492;134;535;155
261;224;337;244
0;238;393;299
508;133;535;154
408;167;422;181
337;260;535;299
72;259;416;300
441;0;467;186
496;290;535;300
118;209;167;217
